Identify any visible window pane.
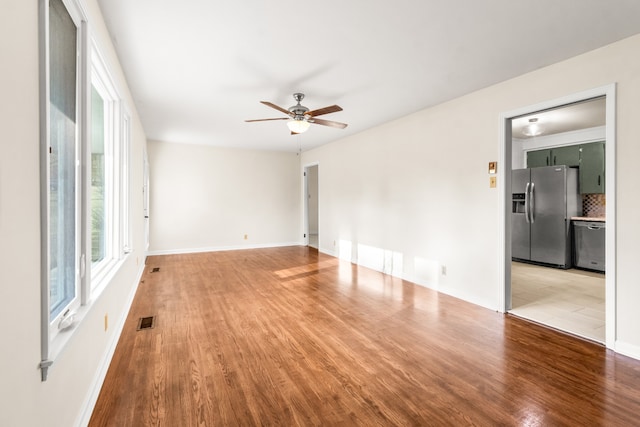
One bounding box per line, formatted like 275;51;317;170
49;0;77;318
91;86;106;263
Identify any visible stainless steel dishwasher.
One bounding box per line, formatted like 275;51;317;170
573;221;605;272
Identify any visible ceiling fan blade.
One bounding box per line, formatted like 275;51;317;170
245;117;289;122
306;105;343;117
310;118;348;129
260;101;292;116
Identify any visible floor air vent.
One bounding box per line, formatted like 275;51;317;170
137;316;156;331
151;267;160;273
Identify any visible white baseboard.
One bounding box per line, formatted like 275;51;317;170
147;241;303;256
318;247;337;257
615;340;640;361
75;262;146;427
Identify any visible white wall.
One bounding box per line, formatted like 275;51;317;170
301;34;640;357
147;141;301;254
0;1;148;426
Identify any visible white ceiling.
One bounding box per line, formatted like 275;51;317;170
512;97;606;139
96;0;640;152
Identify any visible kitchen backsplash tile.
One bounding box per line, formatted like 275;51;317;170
583;193;606;217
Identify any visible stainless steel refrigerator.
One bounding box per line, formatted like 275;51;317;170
511;165;580;268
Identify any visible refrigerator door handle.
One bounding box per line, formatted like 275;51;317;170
530;182;535;223
524;182;531;224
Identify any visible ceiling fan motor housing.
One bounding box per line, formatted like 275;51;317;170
289;92;309;119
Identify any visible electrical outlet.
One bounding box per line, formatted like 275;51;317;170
104;313;109;331
489;176;497;188
441;265;447;276
244;234;248;240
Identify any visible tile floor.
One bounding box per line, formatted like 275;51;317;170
510;261;605;343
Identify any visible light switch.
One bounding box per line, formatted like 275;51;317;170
490;176;497;188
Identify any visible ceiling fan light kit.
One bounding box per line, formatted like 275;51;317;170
246;93;348;135
287;118;311;133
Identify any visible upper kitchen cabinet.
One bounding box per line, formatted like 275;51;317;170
551;145;581;167
527;149;551;167
526;145;581;168
579;142;605;194
525;142;605;194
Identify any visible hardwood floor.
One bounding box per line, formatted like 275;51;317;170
90;247;640;426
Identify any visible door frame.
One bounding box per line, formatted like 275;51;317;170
143;147;150;252
303;162;319;248
498;84;616;349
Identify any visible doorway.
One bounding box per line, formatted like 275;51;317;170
143;148;150;252
500;85;616;349
304;164;319;249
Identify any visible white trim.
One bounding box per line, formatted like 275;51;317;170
317;247;337;258
89;37;124;295
75;262;146;427
143;149;150;252
614;341;640;361
604;90;616;350
497;113;510;313
147;242;303;256
499;84;617;350
302;161;319;248
121;109;132;254
303;167;309;247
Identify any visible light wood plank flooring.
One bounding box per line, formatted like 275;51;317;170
510;261;605;343
90;247;640;426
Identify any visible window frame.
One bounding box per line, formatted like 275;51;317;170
88;41;122;294
41;0;87;354
121;110;132;255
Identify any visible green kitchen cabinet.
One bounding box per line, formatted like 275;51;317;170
551;145;581;167
579;142;605;194
527;145;580;168
527;149;551;167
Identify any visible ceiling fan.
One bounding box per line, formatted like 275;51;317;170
245;93;348;134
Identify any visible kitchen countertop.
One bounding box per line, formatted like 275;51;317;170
571;216;606;222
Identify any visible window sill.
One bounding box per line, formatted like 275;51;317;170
90;255;128;302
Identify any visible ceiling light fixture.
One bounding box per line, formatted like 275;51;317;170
522;118;543;137
287;118;311;134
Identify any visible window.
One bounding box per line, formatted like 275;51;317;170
39;0;131;380
89;46;122;290
46;0;81;328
